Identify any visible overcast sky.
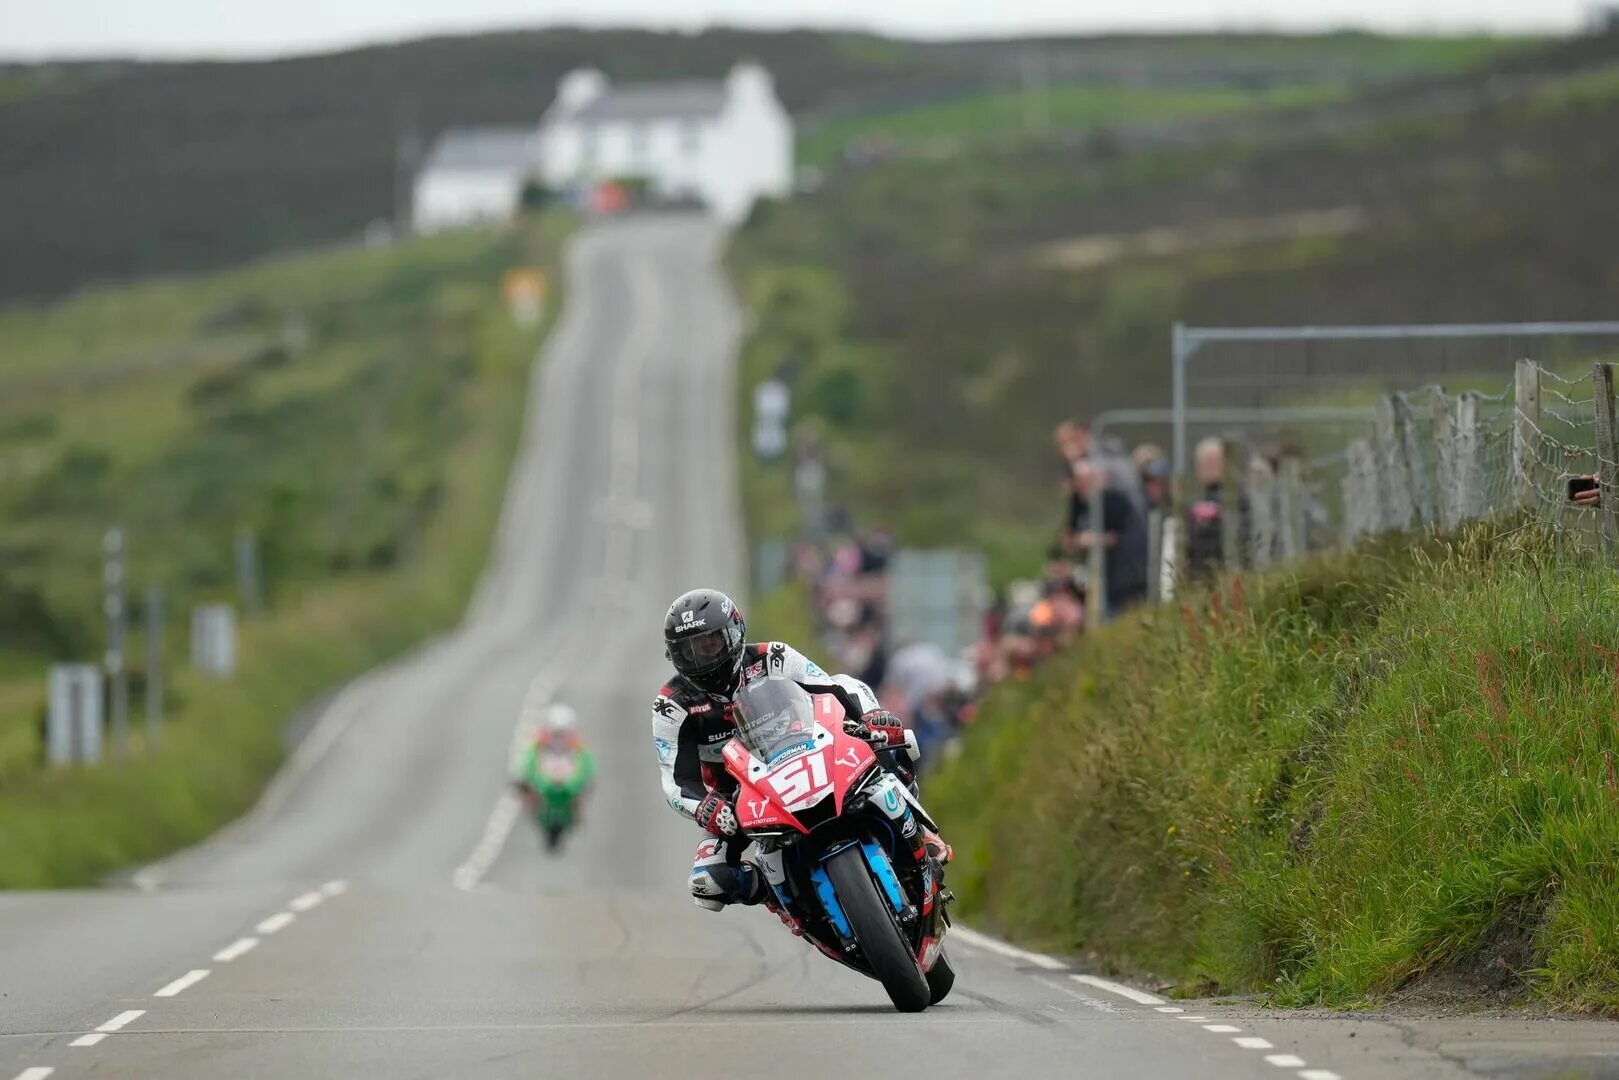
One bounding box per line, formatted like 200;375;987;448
0;0;1593;60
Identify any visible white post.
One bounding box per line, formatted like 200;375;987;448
1454;392;1482;522
1279;455;1306;560
1248;456;1276;570
1513;358;1542;511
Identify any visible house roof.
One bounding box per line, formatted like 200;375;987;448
569;81;727;124
420;126;537;173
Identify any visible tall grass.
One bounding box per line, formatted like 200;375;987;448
929;527;1619;1014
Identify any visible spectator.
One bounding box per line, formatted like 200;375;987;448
1186;437;1249;578
1055;418;1146;512
1133;443;1170;511
1064;459;1149;619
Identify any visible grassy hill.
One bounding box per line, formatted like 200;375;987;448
731;28;1619;585
0;215;567;886
929;529;1619;1014
0;28;1526;302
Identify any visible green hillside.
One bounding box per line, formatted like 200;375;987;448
0;217;567;885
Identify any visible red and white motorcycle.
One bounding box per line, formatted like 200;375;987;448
723;677;955;1012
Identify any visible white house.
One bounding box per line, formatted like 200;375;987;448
411;127;539;235
411;62;792;233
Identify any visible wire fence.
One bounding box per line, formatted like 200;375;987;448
1135;359;1619;605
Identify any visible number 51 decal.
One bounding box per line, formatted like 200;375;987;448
768;752;829;804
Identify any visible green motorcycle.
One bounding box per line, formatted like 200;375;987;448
518;745;594;853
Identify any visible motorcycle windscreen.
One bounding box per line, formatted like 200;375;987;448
733;678;819;765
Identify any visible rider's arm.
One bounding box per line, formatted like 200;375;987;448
762;641;904;744
651;690;705;820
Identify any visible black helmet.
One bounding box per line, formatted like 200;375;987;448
664;588;746;694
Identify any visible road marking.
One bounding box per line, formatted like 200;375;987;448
321;879;348;897
950;926;1068;971
1154;1005;1185;1013
213;937;259;962
257;912;295;934
1266;1055;1307;1068
1070;973;1166;1005
1203;1024;1243;1033
1235;1037;1275;1049
97;1011;144;1032
154;969;210;997
1299;1072;1342;1080
1176;1015;1210;1021
289;890;323;912
452;790;523;891
13;1069;54;1079
68;1035;104;1047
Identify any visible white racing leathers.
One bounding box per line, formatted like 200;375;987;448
649;640;893;910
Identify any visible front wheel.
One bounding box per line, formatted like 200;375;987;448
824;846;931;1012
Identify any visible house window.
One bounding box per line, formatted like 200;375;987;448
681;121;701;156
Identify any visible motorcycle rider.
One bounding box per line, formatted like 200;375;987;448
514;703;595;818
650;588;950;913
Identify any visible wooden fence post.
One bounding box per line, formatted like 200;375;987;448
1279;455;1306;560
1453;391;1481;523
1345;437;1380;541
1220;437;1243;571
1430;389;1457;530
1248;456;1276;570
1593;362;1618;556
1513;358;1542;511
1377;396;1417;530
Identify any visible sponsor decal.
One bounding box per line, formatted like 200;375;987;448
768;642;787;671
746;662;765;680
721;599;732;616
682;610;695;624
836;746;864;772
653;696;678;719
805;660;825;677
687;701;712;714
883;785;901;812
654;737;675;764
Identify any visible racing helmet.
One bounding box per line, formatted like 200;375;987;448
663;588;746;695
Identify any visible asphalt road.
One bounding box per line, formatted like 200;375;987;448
2;215;1615;1080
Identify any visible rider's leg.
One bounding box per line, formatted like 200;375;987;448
689;836;767;911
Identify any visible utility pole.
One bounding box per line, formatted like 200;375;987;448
235;527;262;616
146;582;164;746
104;527;128;759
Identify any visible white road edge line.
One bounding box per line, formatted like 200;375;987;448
153;969;210;998
452;790;523;892
257;911;295;934
289;890;323;912
13;1068;55;1080
68;1035;104;1048
320;879;349;897
1154;1005;1184;1013
1070;973;1167;1006
1266;1056;1307;1068
1234;1037;1275;1049
948;926;1067;971
97;1011;145;1032
213;937;259;962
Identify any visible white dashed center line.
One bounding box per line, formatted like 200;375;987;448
1154;1006;1184;1013
213;936;259;962
67;1035;104;1048
97;1010;146;1032
1267;1054;1308;1067
321;879;349;897
1300;1071;1343;1080
1203;1024;1243;1033
1234;1037;1275;1049
154;969;210;998
257;911;295;934
13;1068;55;1080
289;890;324;912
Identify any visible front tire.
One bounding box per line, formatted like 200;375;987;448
824;846;931;1012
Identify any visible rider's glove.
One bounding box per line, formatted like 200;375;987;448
694;792;739;837
847;709;905;748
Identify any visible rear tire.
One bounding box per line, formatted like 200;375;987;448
926;946;956;1004
824;846;931;1012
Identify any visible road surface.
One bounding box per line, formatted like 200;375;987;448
1;216;1614;1080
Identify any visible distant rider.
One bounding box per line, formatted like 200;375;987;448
514;703;595;817
649;588;950;914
